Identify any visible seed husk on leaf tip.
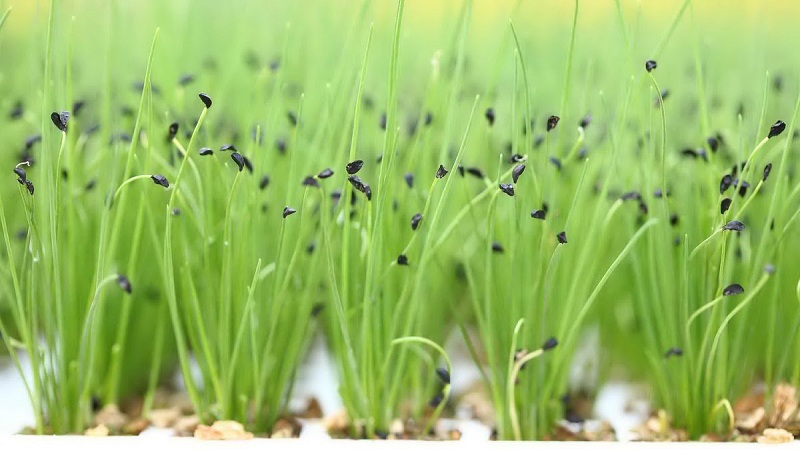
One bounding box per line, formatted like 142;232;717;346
151;174;169;188
763;163;772;181
664;347;683;358
768;120;786;138
557;231;567;244
198;92;212;109
303;176;319;188
485;108;495;126
720;174;733;195
436;368;450;384
404;172;414;188
116;275;132;294
346;160;364;175
512;164;525;183
720;198;732;214
220;144;236;152
13;167;26;182
549;157;562;170
25;180;34;195
397;254;408;266
579;114;592;129
51;111;70;132
283;206;297;218
531;209;546;220
546;115;560;132
542;337;558;351
723;283;744;296
499;183;514;197
429;392;444;408
722;220;745;231
508;154;526;163
259;175;270;190
491;242;504;253
645;60;657;72
411;213;423;231
436;164;448;179
167;122;179;141
318;168;334;179
764;264;776;274
198;147;213;156
231;152;246;172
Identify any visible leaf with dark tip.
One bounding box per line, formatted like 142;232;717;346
283;206;296;218
198;92;212;109
723;283;744;296
151;174;169;188
346;160;364;175
512;164;525;184
231;152;246;172
499;183;515;197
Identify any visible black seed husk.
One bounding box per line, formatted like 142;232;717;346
542;337;558;351
346;160;364;174
720;198;732;214
436;164;448;179
283;206;297;218
151;174;169;188
645;60;657;72
411;213;423;231
318;168;334;179
231;152;246;172
531;209;546;220
117;275;132;294
723;283;744;296
722;220;745;231
768;120;786;138
512;164;525;184
198;92;212;109
199;147;213;156
546;115;560;132
499;183;515;197
557;231;567;244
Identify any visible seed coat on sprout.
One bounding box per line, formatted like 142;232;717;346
411;213;422;231
283;206;297;218
499;183;515;197
199;92;212;109
512;165;525;183
346;160;364;175
151;174;169;188
231;153;246;172
723;284;744;296
436;165;448;179
722;220;745;231
546;115;560;131
557;231;567;244
768;120;786;138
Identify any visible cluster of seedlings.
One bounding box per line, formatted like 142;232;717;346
0;0;799;442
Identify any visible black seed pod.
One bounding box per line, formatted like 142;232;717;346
664;347;683;358
512;164;525;184
397;254;408;266
508;154;526;163
151;174;169;188
485;108;495;126
51;111;70;132
546;115;560;132
283;206;297;218
549;157;562;171
411;213;423;231
379;112;387;130
117;275;132;294
499;183;515;197
579;114;592;129
670;214;679;226
287;111;298;127
436;165;448;179
231;152;246;172
13;167;26;182
303;176;319;188
621;191;641;201
722;220;745;231
424;111;433;126
720;174;733;194
645;60;657;72
542;337;558;351
178;74;195;86
25;179;34;195
765;264;776;274
346;160;364;174
557;231;567;244
404;172;414;188
198;147;213;156
464;167;482;179
259;175;270;190
167;122;179;141
738;180;749;197
220;144;236;152
436;367;450;384
720;198;732;214
531;209;546;220
763;163;772;181
491;242;504;253
723;283;744;296
198;92;212;109
429;392;444;408
768;120;786;138
318;168;334;179
707;136;719;152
